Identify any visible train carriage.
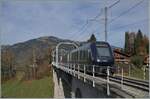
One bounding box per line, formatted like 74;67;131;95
62;41;115;75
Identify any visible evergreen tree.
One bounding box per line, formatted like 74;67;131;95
124;32;129;54
134;29;143;55
137;29;143;42
130;32;136;55
130;30;149;68
87;34;96;43
143;35;149;54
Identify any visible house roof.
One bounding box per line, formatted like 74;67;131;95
113;50;130;57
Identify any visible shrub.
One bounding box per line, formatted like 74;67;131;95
130;55;144;68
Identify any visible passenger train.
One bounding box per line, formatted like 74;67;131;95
57;41;115;75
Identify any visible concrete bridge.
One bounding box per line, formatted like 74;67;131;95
52;42;149;98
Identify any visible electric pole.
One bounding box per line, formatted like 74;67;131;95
104;7;108;42
104;0;120;42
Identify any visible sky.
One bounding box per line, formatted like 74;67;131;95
0;0;149;48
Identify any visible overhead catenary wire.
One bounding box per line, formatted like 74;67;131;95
73;8;104;40
108;0;120;9
69;0;146;42
82;18;148;42
71;8;104;40
109;0;145;24
107;19;148;40
78;24;99;41
103;0;145;41
69;0;121;41
78;0;120;42
109;18;148;31
70;20;89;38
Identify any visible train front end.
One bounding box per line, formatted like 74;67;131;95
90;42;115;75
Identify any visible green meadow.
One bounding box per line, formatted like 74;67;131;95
1;76;54;98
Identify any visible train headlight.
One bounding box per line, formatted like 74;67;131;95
97;59;100;62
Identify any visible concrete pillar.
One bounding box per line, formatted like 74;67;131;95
71;91;75;98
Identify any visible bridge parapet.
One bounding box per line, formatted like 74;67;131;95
52;62;149;98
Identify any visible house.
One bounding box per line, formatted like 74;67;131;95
144;55;149;67
113;49;130;64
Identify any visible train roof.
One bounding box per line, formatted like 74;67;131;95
70;41;110;53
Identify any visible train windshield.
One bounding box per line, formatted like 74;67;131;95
97;47;111;57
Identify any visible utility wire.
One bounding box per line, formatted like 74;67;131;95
107;20;148;40
108;0;120;9
107;18;148;39
71;8;103;40
109;18;148;31
106;19;148;41
109;0;145;24
78;19;106;41
78;23;99;41
88;8;104;21
70;20;89;39
74;8;103;39
70;0;145;41
70;0;120;41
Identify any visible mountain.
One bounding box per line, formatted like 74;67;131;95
1;36;76;69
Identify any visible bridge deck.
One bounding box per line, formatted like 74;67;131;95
52;62;149;98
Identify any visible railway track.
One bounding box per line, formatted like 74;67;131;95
114;75;149;86
56;63;149;92
109;75;149;92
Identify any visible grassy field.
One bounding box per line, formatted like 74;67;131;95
2;76;54;98
130;67;149;80
115;63;149;80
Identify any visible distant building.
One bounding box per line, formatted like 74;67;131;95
144;55;149;67
113;49;130;64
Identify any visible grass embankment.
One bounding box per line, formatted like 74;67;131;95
130;67;149;80
115;63;149;80
2;74;54;98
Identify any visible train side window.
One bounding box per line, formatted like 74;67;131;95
81;51;84;61
87;50;89;59
73;53;75;62
75;52;76;62
74;52;76;61
84;50;86;58
82;50;85;61
88;51;92;61
73;52;76;61
74;53;76;62
72;53;73;62
78;51;80;63
80;50;82;60
80;51;82;60
82;50;84;60
75;51;78;62
82;50;84;61
77;51;79;61
70;53;72;62
85;50;88;60
83;50;85;61
77;51;78;61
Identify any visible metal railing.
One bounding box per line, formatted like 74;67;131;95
53;62;120;96
116;65;148;81
52;62;149;96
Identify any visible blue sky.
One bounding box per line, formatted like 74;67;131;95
1;0;149;48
